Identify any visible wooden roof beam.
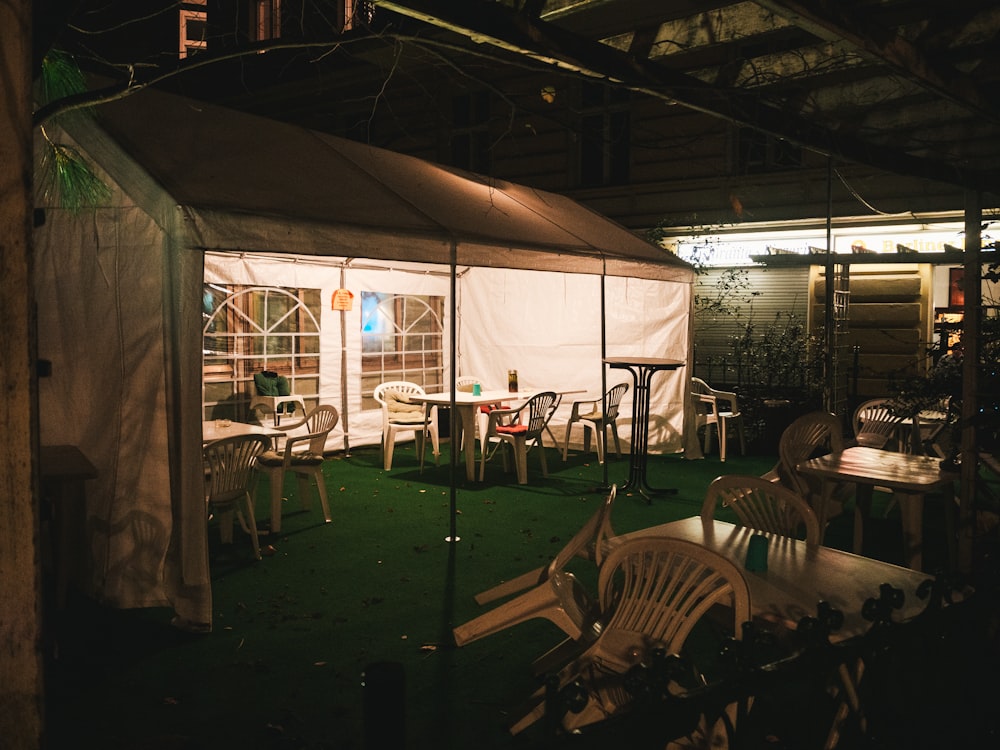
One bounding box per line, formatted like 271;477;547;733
373;0;997;191
754;0;1000;124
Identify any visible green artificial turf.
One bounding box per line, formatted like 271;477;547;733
43;443;965;750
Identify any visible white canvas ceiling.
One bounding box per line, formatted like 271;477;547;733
80;81;692;281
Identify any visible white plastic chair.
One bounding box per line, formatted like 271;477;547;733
373;381;440;471
204;434;271;560
702;474;821;545
852;398;906;450
254;405;339;533
452;487;620;649
249;370;306;426
510;536;752;734
561;382;629;463
763;410;850;523
479;391;558;484
691;377;745;461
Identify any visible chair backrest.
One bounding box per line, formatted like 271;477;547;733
373;381;432;424
373;380;426;405
305;404;339;433
597;536;751;656
775;411;844;496
852;398;905;449
519;391;558;439
691;377;712;396
702;474;821;545
691;377;719;419
204;435;270;503
300;404;340;454
604;383;629;421
456;375;483;392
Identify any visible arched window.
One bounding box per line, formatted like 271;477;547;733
360;292;444;408
203;285;321;420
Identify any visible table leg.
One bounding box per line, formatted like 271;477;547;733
514;436;529;484
456;404;477;481
617;365;677;502
897;491;923;571
51;480;84;610
852;485;874;556
942;481;957;571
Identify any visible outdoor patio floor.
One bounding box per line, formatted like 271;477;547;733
43;443;1000;749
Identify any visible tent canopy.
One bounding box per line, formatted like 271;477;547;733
35;84;693;628
85;84;691;281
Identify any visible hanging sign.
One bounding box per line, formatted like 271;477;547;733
332;289;354;311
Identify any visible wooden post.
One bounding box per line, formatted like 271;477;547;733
958;192;982;573
0;0;45;747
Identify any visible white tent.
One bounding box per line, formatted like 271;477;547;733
33;85;694;627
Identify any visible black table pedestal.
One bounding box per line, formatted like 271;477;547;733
605;357;683;503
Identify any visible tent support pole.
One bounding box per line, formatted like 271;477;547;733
824;157;836;415
339;264;351;455
958;192;982;573
446;241;459;543
599;261;610;491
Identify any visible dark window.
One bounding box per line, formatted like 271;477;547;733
737;129;803;173
450;91;492;173
251;0;281;42
578;83;631;187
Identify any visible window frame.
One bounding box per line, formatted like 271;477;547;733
360;292;445;409
202;284;321;420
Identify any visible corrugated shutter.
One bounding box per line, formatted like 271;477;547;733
692;266;811;384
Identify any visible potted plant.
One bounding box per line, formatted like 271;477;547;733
727;311;825;453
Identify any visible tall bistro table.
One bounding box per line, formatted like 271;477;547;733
604;357;684;502
797;446;959;571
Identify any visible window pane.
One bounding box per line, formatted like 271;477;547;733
202;284;322;420
359;292;445;397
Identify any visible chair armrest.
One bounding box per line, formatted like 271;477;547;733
713;390;739;413
569;397;599;420
283;431;327;458
485;403;523;432
274;413;310;432
474;566;547;605
693;393;718;413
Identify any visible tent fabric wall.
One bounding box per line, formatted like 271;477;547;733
33;84;694;628
458;268;691;449
203;252;453;449
205;254;692;453
34;196;208;625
